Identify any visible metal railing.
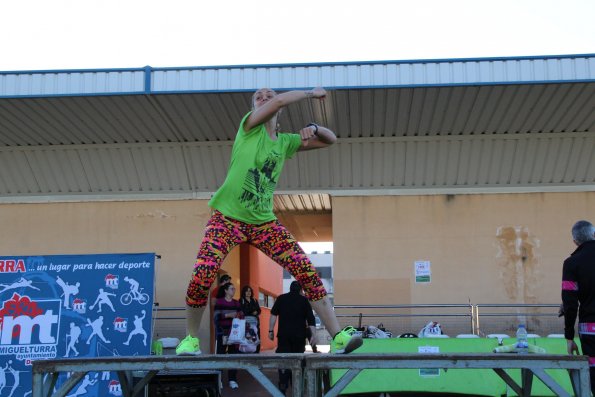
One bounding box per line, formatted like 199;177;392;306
150;303;563;340
334;303;475;337
152;306;187;340
333;303;563;337
474;303;562;336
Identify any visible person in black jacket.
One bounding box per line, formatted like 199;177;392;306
269;281;316;395
562;219;595;393
240;285;262;352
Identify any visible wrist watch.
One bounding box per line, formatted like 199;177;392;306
306;123;319;136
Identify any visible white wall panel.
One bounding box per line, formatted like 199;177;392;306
0;70;145;97
148;56;595;93
1;132;594;203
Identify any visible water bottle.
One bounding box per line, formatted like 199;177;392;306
516;324;529;354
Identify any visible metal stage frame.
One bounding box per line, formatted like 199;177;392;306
32;354;303;397
33;353;590;397
305;353;591;397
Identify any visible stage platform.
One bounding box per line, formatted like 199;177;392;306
32;351;590;397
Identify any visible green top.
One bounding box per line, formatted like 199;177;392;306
208;112;302;224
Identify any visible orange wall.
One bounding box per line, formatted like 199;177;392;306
5;192;591;346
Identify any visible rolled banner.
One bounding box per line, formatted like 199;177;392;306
493;343;546;354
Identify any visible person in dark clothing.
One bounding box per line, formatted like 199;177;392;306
240;285;262;352
562;219;595;393
269;281;316;395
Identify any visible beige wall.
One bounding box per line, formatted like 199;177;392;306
332;192;595;306
3;192;593;338
276;212;332;241
0;199;241;344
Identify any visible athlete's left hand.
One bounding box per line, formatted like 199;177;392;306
567;339;579;355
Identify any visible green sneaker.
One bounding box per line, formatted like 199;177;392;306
331;326;363;354
176;335;201;355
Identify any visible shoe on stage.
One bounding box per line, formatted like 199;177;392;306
331;326;363;354
175;335;202;355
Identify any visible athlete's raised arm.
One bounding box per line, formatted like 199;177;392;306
244;87;326;131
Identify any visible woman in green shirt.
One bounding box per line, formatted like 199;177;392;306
176;87;362;357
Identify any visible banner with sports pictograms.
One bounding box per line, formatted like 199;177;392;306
0;253;155;397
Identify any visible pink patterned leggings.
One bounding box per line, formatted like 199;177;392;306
186;211;327;307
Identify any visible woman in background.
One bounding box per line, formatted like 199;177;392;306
214;282;243;390
240;285;262;352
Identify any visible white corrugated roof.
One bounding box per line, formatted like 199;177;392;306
0;55;594;208
1;132;592;199
2;55;594;97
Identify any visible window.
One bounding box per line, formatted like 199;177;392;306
258;290;275;308
284;268;331;279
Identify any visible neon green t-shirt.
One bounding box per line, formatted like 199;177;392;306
208;112;302;224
